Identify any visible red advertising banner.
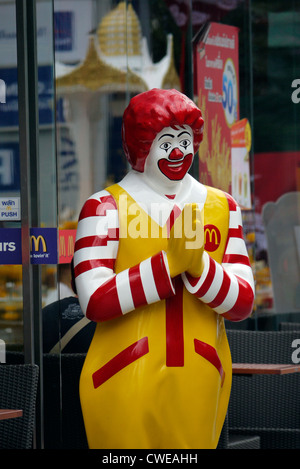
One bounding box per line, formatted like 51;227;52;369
59;229;76;263
195;22;239;194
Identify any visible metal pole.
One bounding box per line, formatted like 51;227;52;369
16;0;35;364
15;0;44;449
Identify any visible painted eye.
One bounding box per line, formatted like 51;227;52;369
159;142;172;152
180;139;191;149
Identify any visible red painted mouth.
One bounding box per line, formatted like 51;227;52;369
158;153;193;180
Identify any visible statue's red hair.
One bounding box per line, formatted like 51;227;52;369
122;88;204;172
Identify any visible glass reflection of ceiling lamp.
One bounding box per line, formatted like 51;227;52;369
56;1;180;94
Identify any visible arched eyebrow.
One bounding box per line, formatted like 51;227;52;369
158;133;175;141
178;130;191;137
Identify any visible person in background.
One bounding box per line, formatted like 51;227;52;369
44;263;75;307
42;259;96;353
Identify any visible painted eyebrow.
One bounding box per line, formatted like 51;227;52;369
158;133;175;141
178;131;191;137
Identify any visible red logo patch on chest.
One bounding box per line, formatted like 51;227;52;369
204;225;221;252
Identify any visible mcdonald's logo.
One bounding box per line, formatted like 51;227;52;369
58;229;76;263
68;235;74;257
59;234;74;257
204;224;221;252
60;236;66;257
30;228;57;264
30;235;47;252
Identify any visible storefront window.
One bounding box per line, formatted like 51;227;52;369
54;0;182;222
251;0;300;326
0;0;23;351
0;0;58;357
52;0;267;341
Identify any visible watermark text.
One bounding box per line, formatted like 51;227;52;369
99;195;203;249
0;79;6;103
291;79;300;103
291;338;300;363
0;339;5;363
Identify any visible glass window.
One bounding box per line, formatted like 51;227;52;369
53;0;258;335
54;0;183;225
252;0;300;328
0;0;23;353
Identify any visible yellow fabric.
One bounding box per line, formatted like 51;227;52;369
79;183;232;449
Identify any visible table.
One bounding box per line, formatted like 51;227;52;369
232;363;300;375
0;409;23;421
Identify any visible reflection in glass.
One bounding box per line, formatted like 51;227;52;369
55;0;181;224
0;0;23;351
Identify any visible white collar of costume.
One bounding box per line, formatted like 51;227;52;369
118;170;208;228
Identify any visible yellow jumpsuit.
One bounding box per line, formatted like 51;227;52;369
79;184;233;449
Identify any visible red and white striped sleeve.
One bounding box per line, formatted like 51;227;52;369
182;194;255;322
74;190;175;322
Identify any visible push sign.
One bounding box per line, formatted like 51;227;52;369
0;197;20;221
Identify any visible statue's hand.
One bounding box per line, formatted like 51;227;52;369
166;203;205;278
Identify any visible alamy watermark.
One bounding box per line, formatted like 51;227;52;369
291;79;300;103
102;195;203;249
291;338;300;364
0;79;6;104
0;339;6;363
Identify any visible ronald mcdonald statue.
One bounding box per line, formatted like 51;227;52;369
74;88;254;449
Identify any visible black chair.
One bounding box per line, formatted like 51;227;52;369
4;352;88;448
4;351;24;364
217;417;260;449
43;353;88;449
0;364;39;449
279;322;300;331
226;330;300;449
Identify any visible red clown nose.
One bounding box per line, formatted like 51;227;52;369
169;148;184;161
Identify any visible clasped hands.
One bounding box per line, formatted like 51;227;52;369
166;203;205;278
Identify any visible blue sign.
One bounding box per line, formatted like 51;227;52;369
30;228;58;264
0;68;18;128
54;11;74;52
0;227;58;265
37;65;55;126
0;143;20;192
0;65;54;128
0;228;22;264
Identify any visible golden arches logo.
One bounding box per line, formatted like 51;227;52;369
60;236;66;257
30;235;47;253
204;225;221;252
67;235;74;257
59;235;75;257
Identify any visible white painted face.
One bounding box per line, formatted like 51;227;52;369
143;125;194;190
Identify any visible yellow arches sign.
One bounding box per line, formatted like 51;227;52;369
59;229;76;263
0;228;76;265
30;228;76;264
30;228;58;264
30;235;47;253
